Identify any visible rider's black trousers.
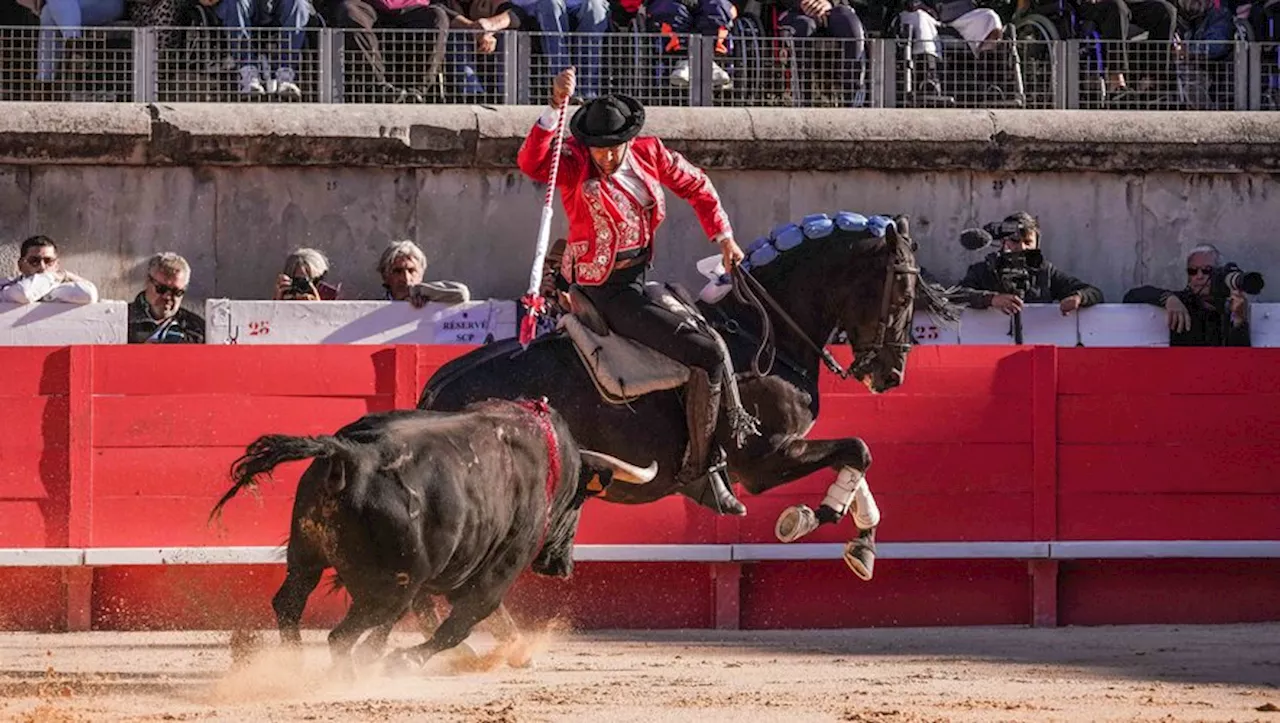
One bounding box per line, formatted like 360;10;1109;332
578;264;723;373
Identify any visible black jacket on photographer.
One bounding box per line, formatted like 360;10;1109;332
957;251;1104;309
1122;281;1251;347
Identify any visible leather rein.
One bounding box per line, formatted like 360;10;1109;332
727;252;919;381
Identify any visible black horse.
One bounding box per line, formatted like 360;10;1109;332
420;212;960;576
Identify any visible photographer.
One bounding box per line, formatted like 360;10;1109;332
274;248;340;301
1122;244;1257;347
957;212;1103;316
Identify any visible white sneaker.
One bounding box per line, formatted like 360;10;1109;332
669;58;691;87
238;64;265;94
270;66;301;99
711;61;732;90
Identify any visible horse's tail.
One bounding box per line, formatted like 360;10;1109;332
209;434;351;523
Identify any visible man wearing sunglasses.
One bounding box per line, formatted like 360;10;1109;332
127;252;206;344
1123;243;1251;347
0;235;99;305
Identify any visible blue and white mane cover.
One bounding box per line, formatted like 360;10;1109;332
698;212;898;303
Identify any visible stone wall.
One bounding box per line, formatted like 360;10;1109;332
2;103;1278;306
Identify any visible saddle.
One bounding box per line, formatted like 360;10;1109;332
557;282;693;405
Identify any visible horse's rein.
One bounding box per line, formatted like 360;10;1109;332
731;254;919;381
731;266;847;379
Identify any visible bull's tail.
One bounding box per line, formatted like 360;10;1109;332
209;434;350;523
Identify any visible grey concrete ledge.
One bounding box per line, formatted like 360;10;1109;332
1;103;1280;172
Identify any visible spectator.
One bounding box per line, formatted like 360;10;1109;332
203;0;317;98
897;0;1022;105
0;235;99;305
508;0;608;99
128;252;206;344
440;0;520;96
35;0;127;85
273;247;341;300
1122;243;1251;346
775;0;865;67
648;0;736;89
325;0;448;103
378;239;471;307
956;211;1103;315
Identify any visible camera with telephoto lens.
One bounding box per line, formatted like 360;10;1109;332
1210;263;1265;298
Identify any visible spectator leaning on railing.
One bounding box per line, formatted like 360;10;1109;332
1122;243;1255;346
0;235;99;305
127;252;206;343
378;239;471;307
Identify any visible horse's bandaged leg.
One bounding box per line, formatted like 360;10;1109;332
821;466;864;517
852;478;880;531
822;467;880;530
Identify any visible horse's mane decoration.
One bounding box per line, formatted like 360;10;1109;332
698;211;898;304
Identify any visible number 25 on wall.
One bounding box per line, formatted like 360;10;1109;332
248;321;271;336
914;324;940;341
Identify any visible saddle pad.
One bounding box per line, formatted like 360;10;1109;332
559;315;690;404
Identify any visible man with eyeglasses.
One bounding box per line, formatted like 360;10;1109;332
0;235;99;305
1123;243;1251;347
127;252;206;344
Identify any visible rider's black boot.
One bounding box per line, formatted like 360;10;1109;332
677;368;747;516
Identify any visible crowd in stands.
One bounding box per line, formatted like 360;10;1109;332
0;213;1261;346
2;0;1278;105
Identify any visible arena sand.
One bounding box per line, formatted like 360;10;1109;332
1;623;1278;722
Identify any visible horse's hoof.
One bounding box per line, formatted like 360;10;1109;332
844;527;876;581
352;640;387;667
775;505;819;543
382;649;418;677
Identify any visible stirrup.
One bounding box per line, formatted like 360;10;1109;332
679;452;745;516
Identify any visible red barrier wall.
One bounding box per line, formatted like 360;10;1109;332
1;344;1278;632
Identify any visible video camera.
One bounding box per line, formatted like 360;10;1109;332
959;224;1044;299
959;222;1048;345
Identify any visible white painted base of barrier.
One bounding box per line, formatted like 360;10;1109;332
204;299;518;345
3;541;1278;567
915;303;1280;347
0;301;127;345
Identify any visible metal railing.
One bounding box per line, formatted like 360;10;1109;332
0;25;1273;110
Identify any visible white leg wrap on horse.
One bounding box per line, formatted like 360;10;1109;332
852;478;880;530
821;466;865;517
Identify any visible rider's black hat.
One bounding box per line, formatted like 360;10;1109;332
570;94;645;148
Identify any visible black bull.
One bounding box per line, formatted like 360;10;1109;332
209;399;655;671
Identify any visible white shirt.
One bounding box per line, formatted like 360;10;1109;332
0;271;99;305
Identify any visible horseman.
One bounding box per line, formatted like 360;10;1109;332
516;66;759;516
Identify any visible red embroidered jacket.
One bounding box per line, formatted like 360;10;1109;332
517;120;733;286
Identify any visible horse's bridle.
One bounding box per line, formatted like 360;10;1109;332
846;256;920;382
731;250;919;382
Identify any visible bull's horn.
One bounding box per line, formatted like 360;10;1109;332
580;450;658;485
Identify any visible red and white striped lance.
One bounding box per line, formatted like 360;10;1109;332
518;99;571;347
